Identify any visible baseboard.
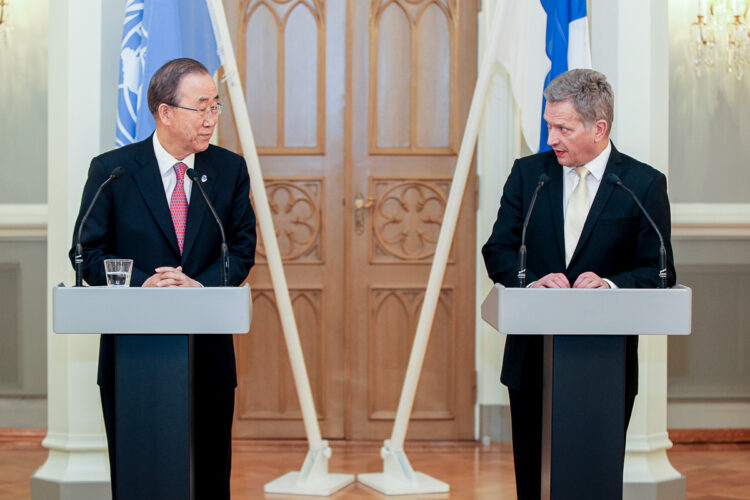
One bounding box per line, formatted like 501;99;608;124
479;404;512;443
0;428;45;439
669;428;750;444
4;426;748;445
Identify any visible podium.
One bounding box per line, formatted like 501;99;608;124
481;284;691;500
52;284;252;500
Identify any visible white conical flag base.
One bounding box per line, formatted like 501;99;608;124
263;440;354;496
357;440;449;495
356;4;506;496
204;0;355;496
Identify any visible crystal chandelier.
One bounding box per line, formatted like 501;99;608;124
691;0;750;80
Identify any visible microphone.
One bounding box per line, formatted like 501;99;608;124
75;166;125;287
607;174;668;289
186;168;229;287
517;173;549;287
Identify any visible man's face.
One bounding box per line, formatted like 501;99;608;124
543;99;605;167
162;72;219;159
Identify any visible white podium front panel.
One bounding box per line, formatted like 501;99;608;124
53;284;252;334
481;284;691;336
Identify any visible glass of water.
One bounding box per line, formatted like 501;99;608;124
104;259;133;287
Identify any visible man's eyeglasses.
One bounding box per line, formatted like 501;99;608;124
169;103;224;117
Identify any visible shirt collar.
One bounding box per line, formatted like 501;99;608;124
563;140;611;181
152;131;195;176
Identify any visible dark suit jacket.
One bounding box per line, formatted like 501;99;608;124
481;144;676;399
69;136;256;391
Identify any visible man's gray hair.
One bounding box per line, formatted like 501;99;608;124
543;69;614;134
147;58;211;116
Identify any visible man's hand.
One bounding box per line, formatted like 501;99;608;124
530;273;571;288
142;266;201;287
573;271;610;289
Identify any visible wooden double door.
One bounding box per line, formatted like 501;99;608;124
219;0;478;440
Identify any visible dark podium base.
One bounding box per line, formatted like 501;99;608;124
542;335;626;500
115;335;192;500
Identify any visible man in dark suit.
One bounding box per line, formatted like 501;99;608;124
70;58;256;499
482;69;676;500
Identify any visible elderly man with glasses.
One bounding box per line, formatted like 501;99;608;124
70;57;256;499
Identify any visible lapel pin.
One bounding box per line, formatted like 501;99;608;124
201;174;208;183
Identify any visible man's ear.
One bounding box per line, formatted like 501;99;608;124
157;103;171;125
593;119;608;142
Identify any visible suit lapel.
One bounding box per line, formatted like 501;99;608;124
544;155;566;265
181;151;215;262
568;144;623;268
132;138;181;256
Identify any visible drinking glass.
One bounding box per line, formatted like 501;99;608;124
104;259;133;287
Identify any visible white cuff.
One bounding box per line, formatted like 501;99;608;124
603;278;617;289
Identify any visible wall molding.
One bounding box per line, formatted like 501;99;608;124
672;203;750;238
0;428;46;440
669;428;750;444
0;204;48;238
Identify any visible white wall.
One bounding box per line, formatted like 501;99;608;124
0;0;49;203
668;0;750;204
0;0;49;422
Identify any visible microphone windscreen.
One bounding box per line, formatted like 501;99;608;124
538;173;549;183
111;166;125;179
185;168;199;181
607;173;622;185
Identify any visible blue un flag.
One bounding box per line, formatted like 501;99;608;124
116;0;222;147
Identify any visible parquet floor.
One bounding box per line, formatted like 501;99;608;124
1;432;748;499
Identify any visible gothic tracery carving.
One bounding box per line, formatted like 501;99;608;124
256;179;323;262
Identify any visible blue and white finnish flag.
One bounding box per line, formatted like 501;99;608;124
494;0;591;153
116;0;221;147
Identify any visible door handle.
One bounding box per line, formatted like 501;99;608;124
354;192;375;235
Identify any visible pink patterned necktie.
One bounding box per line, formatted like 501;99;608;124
170;162;189;254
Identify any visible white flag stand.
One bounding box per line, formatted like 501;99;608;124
205;0;354;495
357;4;506;495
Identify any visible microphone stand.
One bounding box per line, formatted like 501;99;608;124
608;174;668;289
221;242;229;288
517;174;549;288
186;169;229;287
75;167;124;287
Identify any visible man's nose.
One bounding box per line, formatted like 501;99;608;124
547;130;558;146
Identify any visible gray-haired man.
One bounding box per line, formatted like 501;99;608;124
482;69;675;499
71;58;256;499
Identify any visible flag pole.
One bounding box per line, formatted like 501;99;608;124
204;0;354;495
357;3;507;494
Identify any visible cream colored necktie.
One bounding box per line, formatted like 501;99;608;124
564;166;590;266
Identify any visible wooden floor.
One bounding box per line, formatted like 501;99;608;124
2;432;749;499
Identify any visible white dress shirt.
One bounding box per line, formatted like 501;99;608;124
561;141;616;288
153;131;194;204
151;132;204;285
562;140;611;217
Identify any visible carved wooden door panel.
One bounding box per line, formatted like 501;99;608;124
220;0;347;439
347;0;477;440
220;0;476;440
